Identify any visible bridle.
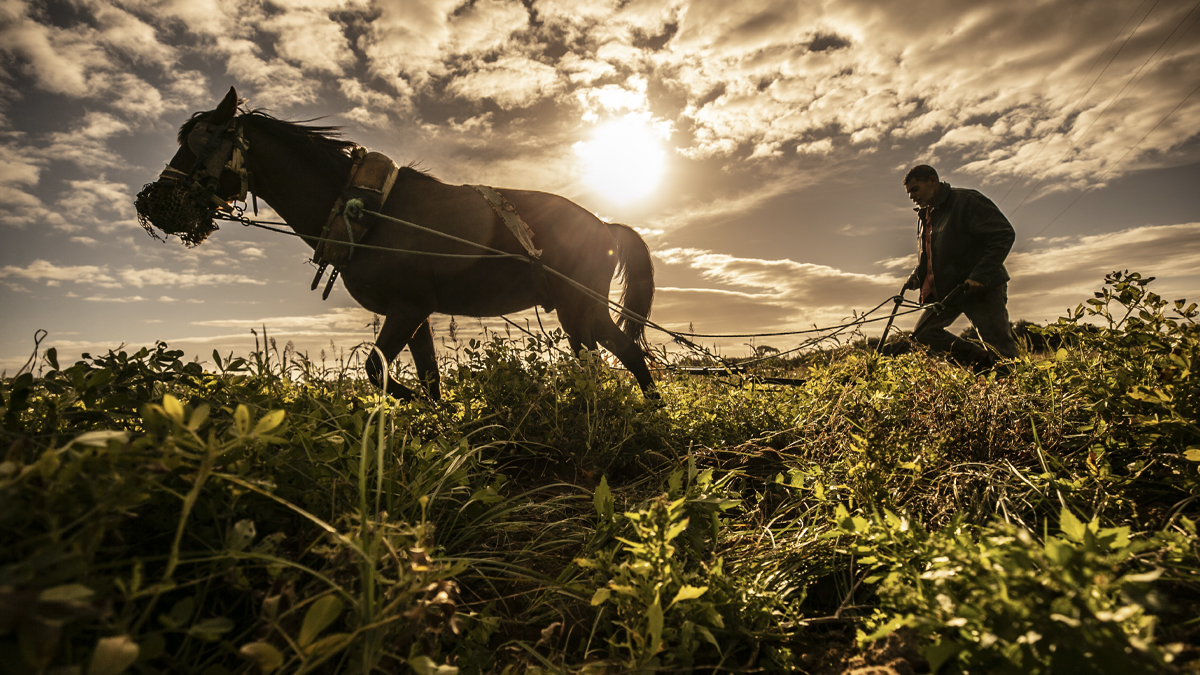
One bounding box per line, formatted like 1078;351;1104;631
135;114;250;246
180;116;250;203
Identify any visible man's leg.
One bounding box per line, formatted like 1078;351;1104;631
964;284;1019;359
911;306;983;362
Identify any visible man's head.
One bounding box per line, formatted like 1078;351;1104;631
903;164;941;208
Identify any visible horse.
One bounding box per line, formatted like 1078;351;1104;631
135;86;657;400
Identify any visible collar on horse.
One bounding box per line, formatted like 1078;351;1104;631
310;147;401;298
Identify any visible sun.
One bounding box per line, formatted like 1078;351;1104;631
574;117;667;205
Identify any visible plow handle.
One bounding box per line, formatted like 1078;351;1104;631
875;288;907;355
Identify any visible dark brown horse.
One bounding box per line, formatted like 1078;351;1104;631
135;87;656;400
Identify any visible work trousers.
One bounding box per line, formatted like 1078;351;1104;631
913;283;1019;361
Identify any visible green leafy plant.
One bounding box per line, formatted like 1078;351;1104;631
837;505;1189;674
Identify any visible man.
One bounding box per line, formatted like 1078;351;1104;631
900;164;1019;366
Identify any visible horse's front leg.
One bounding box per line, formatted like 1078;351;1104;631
365;313;435;400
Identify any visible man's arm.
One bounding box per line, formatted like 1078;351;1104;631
964;192;1015;286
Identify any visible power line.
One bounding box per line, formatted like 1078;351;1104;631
1020;78;1200;248
1014;0;1200;216
997;0;1155;206
1009;0;1164;216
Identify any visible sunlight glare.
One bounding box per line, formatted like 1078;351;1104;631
574;118;667;204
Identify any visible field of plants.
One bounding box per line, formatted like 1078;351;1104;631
3;270;1199;675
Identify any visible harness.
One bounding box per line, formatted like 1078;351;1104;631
139;113;549;303
135;117;250;247
310;147;400;299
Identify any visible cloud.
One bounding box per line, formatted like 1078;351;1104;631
114;267;267;288
0;141;66;230
218;36;321;108
192;306;374;331
83;295;148;302
0;260;115;286
646;221;1200;352
655;246;903;339
445;55;563;109
0;0;112;96
44;112;132;170
57;178;136;234
1008;222;1200;320
0;260;266;289
259;8;356;75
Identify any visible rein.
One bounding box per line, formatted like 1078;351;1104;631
214;204;927;373
171;109;927;379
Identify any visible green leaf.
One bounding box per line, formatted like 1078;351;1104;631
409;655;459;675
1184;448;1200;462
305;632;350;656
695;624;720;649
136;634;164;663
1045;538;1074;565
254;409;286;435
665;517;690;542
188;404;210;431
924;638;963;674
228;519;257;552
590;588;611;606
1059;508;1086;543
159;597;194;629
667;469;683;497
39;584;95;604
593;475;613;519
162;395;184;424
863;613;911;642
668;585;708;608
299;595;344;647
239;642;283;672
646;599;663;654
234;405;251;435
188;617;234;641
73;431;129;448
88;635;139;675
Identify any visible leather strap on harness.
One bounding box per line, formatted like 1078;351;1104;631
311;147;400;298
469;185;555;311
469;185;542;259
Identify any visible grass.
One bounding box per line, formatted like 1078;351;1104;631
1;270;1198;674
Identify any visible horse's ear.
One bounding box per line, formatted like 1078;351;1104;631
214;86;238;122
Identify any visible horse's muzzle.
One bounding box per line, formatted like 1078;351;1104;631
134;179;220;247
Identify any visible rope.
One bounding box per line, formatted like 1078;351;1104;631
215;206;928;367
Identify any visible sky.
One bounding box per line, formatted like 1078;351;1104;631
2;0;1200;375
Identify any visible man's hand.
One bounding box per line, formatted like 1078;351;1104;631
904;274;920;291
965;279;985;293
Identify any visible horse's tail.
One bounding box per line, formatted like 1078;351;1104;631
607;223;655;352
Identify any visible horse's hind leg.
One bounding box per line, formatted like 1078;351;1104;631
556;300;599;354
595;314;656;397
408;320;441;400
365;313;438;400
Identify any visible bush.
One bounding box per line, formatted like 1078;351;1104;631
1;271;1198;673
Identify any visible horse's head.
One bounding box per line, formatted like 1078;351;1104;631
135;87;249;247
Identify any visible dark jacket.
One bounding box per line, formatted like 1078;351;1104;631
911;182;1014;300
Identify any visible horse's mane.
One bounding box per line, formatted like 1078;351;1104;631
178;107;441;182
179;108;358;176
399;164;441;182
